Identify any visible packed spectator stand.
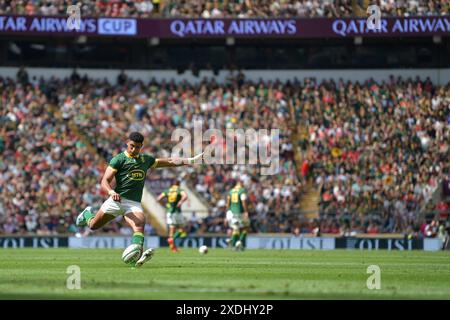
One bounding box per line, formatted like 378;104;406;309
0;0;448;18
0;68;448;237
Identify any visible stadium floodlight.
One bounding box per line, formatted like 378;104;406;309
148;37;160;46
76;36;87;44
30;44;45;51
9;42;21;55
354;36;363;45
226;37;235;46
433;35;442;44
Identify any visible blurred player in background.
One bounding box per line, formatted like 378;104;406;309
157;179;188;252
225;180;250;251
76;132;203;266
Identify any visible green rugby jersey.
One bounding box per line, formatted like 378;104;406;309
163;185;184;214
228;187;247;215
108;152;157;202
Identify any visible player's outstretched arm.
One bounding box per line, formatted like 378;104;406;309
154;152;204;168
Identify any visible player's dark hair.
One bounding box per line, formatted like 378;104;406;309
128;132;144;143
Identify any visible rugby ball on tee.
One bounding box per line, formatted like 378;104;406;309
122;244;142;264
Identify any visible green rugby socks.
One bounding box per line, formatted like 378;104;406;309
83;208;95;225
132;232;144;246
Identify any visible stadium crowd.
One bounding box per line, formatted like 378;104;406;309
0;0;448;18
297;76;449;236
0;74;108;235
0;69;449;237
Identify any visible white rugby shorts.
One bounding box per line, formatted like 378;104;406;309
100;196;143;217
167;213;185;226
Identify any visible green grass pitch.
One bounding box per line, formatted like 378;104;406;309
1;248;449;299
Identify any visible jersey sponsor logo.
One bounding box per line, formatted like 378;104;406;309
127;169;145;181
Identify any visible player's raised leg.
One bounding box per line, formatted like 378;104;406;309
89;210;116;230
77;195;124;229
76;207;116;230
124;211;154;267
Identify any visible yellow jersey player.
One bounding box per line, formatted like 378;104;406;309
225;181;250;251
157;179;188;252
76;132;203;267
